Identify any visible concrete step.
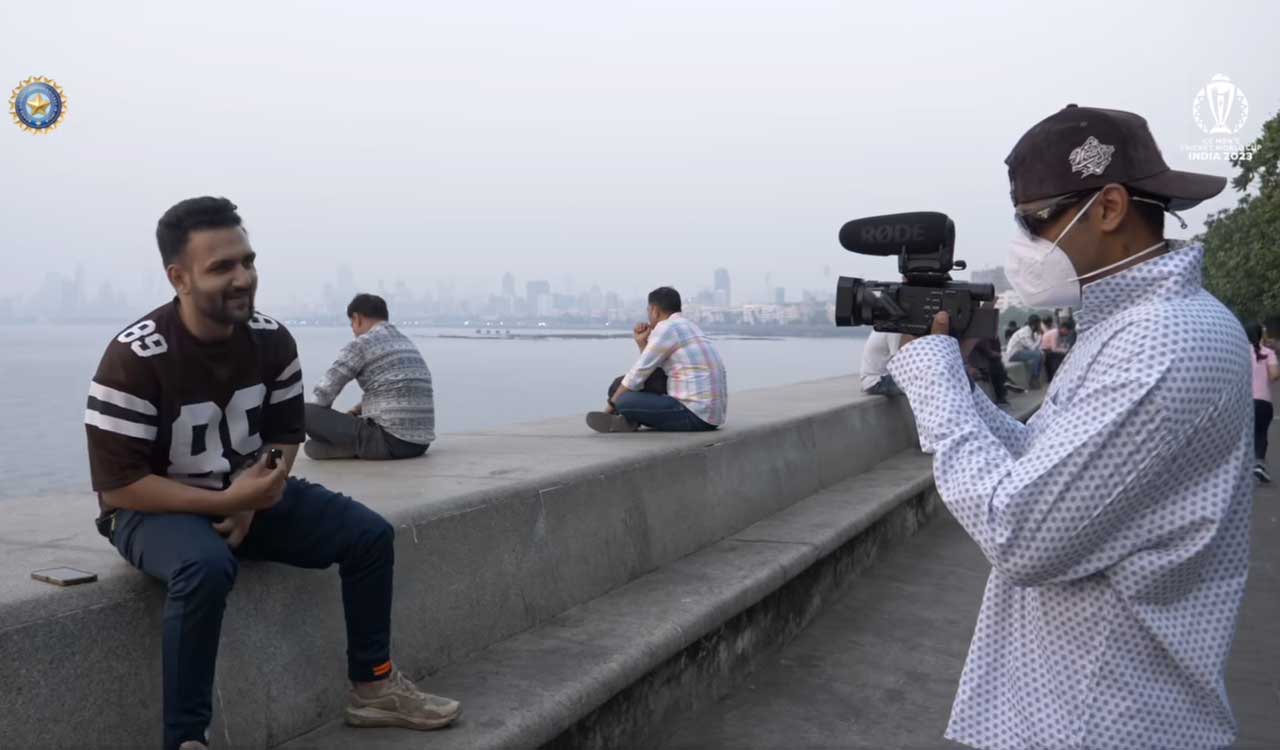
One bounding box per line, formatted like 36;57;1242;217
279;392;1039;750
278;447;941;750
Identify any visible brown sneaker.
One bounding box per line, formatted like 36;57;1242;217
345;669;461;731
586;411;640;433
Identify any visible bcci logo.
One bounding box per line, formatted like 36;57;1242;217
1193;74;1248;135
9;76;67;134
1181;74;1254;162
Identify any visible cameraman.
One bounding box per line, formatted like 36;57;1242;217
888;105;1253;750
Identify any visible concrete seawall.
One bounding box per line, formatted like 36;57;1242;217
0;376;928;748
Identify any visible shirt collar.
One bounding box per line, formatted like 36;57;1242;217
1077;241;1203;332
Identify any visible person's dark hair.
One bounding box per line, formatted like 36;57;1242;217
648;286;682;314
156;197;243;267
1061;318;1076;331
347;293;389;321
1245;321;1265;362
1026;314;1041;328
1263;315;1280;337
1128;189;1165;236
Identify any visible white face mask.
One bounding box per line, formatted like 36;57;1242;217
1007;192;1167;309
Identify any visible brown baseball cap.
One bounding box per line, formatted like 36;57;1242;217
1005;104;1226;210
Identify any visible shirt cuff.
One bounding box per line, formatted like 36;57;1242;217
621;369;650;392
887;336;976;452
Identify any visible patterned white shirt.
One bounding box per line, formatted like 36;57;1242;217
622;313;728;426
888;245;1253;750
312;322;435;445
1003;324;1041;364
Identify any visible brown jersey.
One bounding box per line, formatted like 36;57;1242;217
85;299;305;512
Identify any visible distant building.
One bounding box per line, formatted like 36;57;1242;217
552;293;576;313
713;268;731;307
774;287;786;305
994;291;1023;312
525;280;551;317
971;266;1012;294
502;272;516;298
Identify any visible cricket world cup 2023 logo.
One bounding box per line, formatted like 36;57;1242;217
1184;74;1254;162
1194;74;1248;135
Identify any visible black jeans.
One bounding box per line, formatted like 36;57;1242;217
968;348;1008;403
1255;399;1273;462
105;478;395;750
304;403;428;460
608;369;668;399
1044;350;1067;382
864;375;903;397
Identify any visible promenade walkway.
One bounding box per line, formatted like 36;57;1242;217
661;423;1280;750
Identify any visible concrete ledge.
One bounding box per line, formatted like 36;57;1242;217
1004;359;1033;389
283;395;1040;750
283;450;941;750
1;376;930;748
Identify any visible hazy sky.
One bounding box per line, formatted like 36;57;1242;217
2;0;1277;310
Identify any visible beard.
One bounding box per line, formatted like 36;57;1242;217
196;285;256;325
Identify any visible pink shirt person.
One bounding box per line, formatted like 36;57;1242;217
1252;346;1278;401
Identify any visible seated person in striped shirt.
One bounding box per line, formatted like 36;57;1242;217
305;293;435;460
587;286;728;433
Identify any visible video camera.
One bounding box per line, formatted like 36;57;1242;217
834;212;997;339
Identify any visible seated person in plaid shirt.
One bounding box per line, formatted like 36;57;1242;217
587;287;728;433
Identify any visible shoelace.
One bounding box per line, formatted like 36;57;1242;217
393;670;441;703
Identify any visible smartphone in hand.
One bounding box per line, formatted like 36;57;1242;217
266;447;283;469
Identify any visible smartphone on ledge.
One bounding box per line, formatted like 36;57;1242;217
267;447;283;469
32;567;98;587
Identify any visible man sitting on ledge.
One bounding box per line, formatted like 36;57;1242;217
306;293;435;460
587;286;727;433
85;197;458;750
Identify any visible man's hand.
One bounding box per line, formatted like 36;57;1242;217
347;403;363;417
633;322;652;350
226;451;288;511
901;312;981;358
212;511;254;549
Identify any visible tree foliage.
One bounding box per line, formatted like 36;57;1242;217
1200;109;1280;320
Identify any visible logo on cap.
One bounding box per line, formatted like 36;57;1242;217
1068;136;1114;178
1193;74;1248;135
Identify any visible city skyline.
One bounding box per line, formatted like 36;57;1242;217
2;262;841;327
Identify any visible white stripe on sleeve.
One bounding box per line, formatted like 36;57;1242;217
84;409;157;440
88;381;158;416
269;381;304;404
276;357;301;382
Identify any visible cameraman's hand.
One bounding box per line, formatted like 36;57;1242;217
902;312;981;358
226;451;288;512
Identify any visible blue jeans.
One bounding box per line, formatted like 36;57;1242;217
614;391;717;432
105;478;395;750
1009;348;1044;382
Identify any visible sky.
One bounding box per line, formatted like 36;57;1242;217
2;0;1278;310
